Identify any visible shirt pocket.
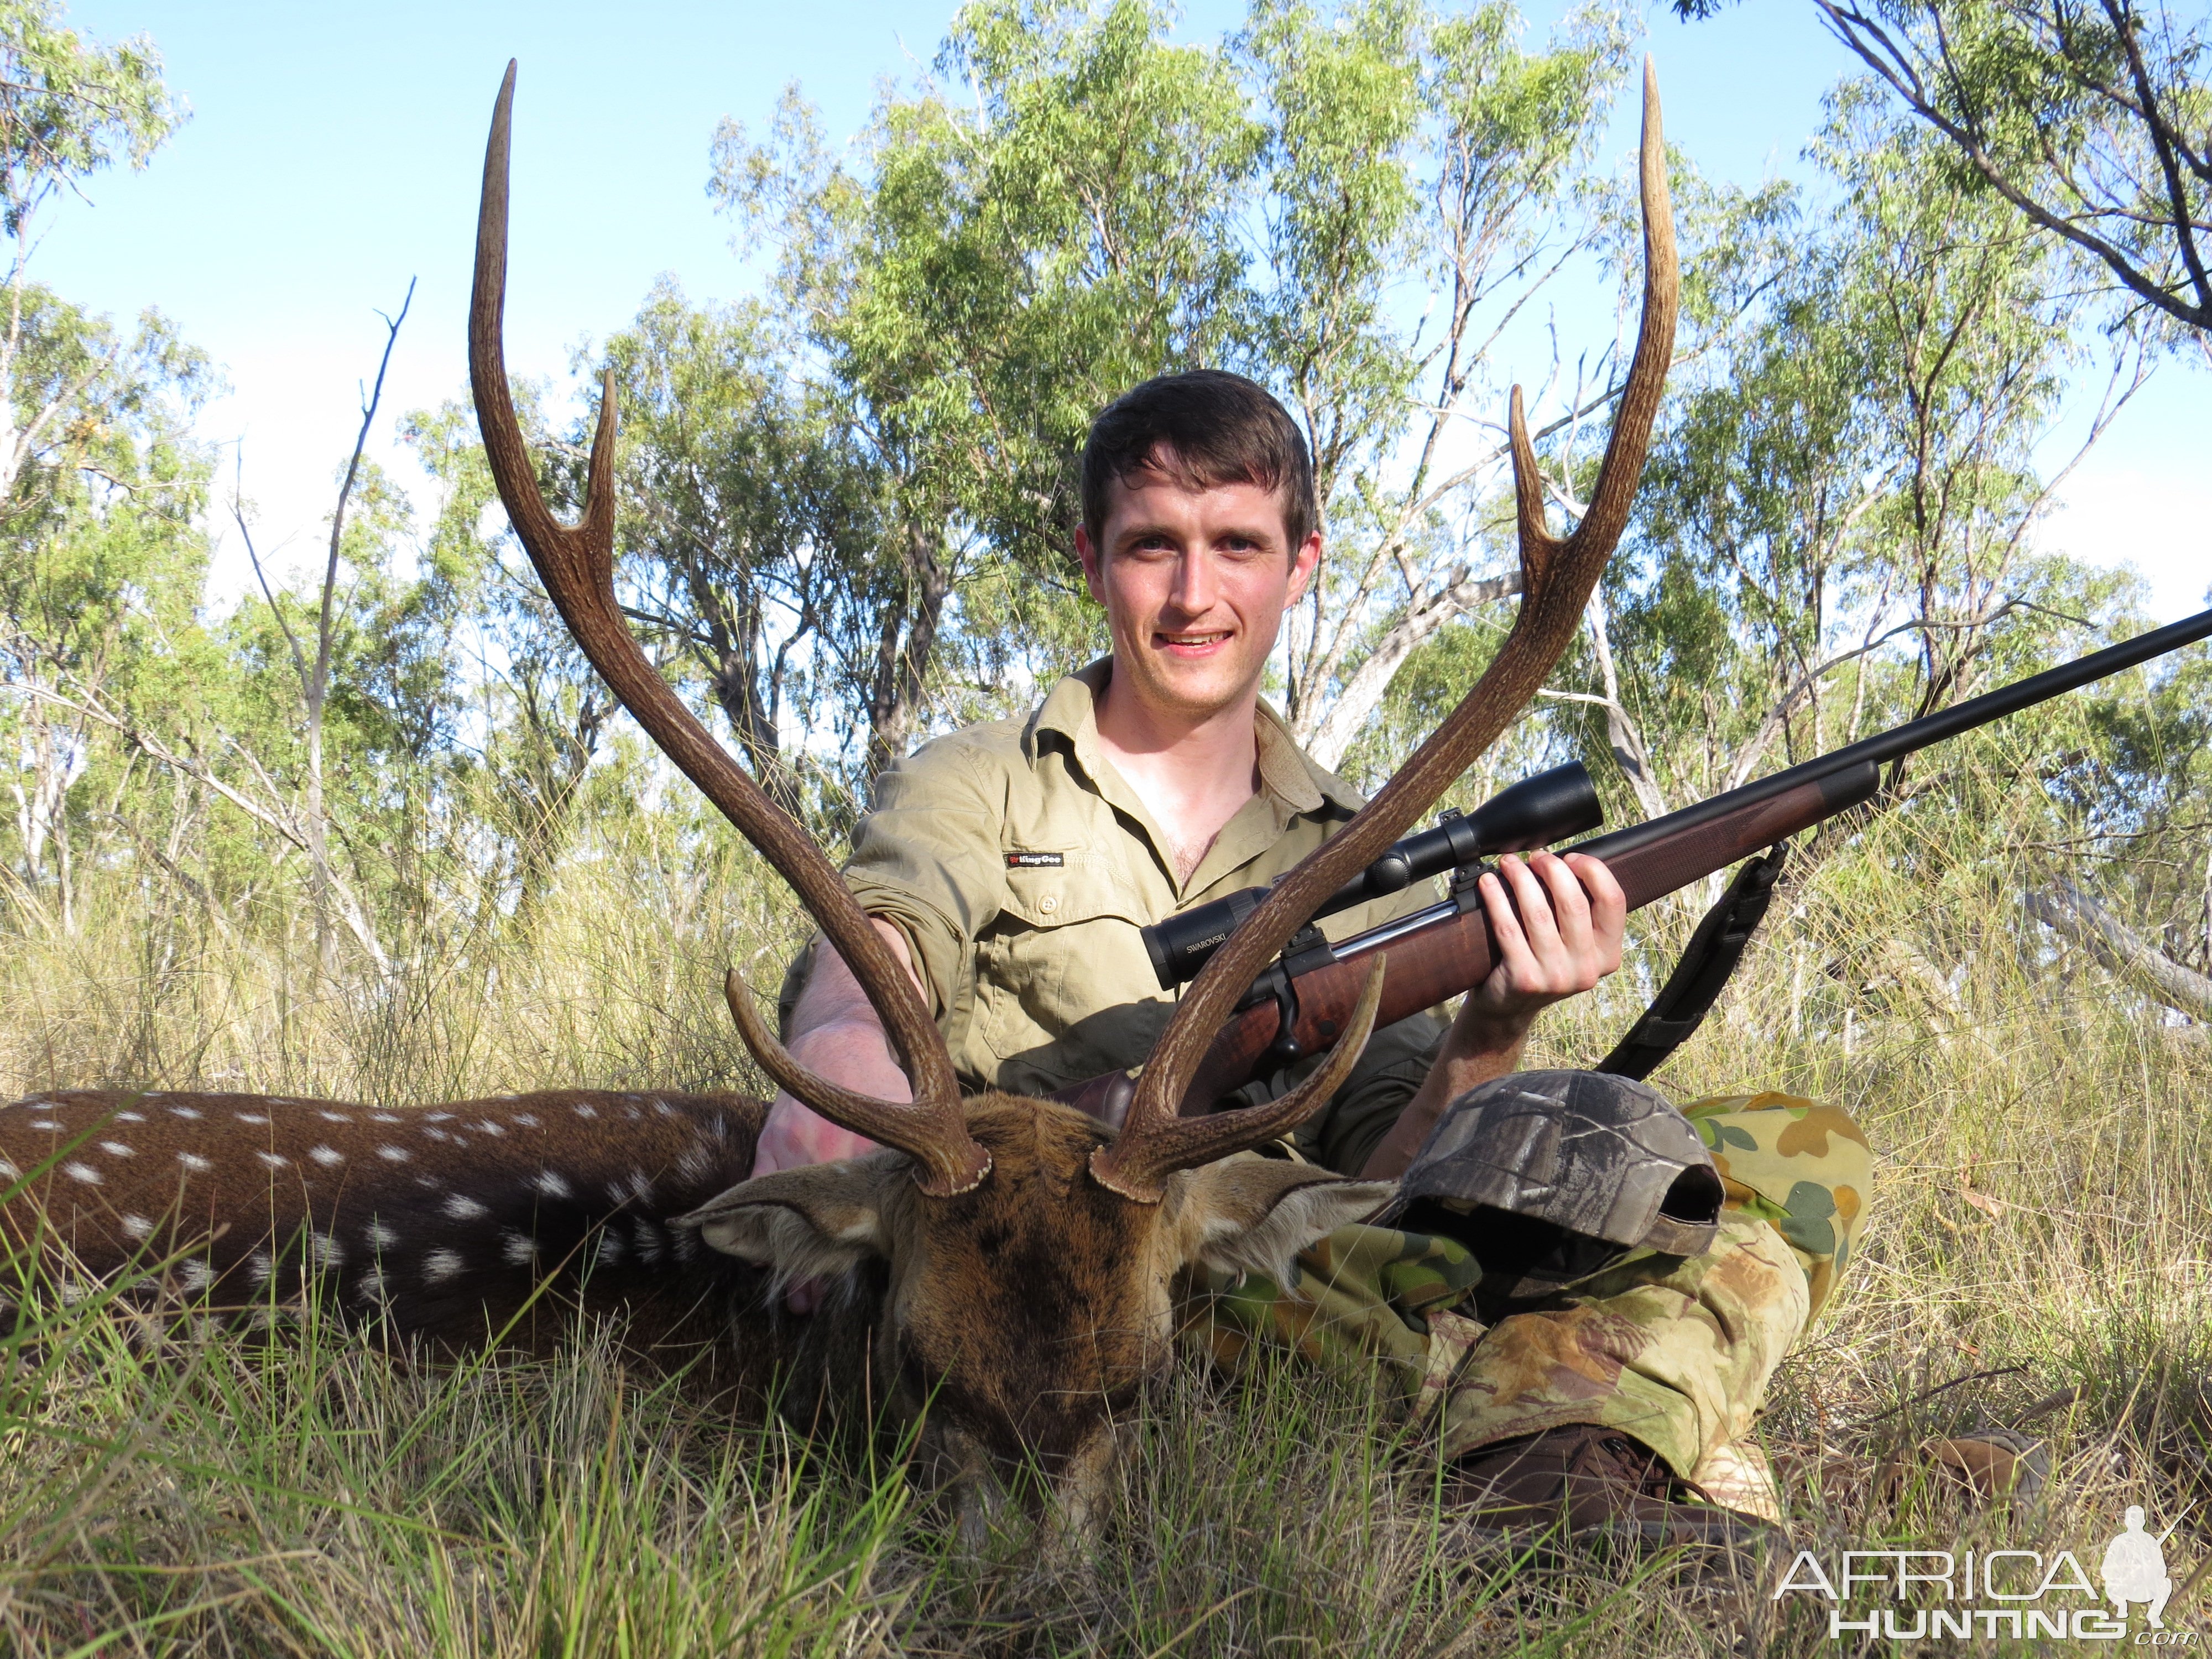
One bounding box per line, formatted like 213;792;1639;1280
973;857;1168;1082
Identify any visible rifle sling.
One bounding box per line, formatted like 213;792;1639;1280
1594;842;1789;1081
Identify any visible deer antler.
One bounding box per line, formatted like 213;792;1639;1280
469;63;989;1197
1091;60;1679;1203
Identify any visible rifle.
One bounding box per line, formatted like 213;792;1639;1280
1053;604;2212;1123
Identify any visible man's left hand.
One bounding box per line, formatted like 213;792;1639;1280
1455;849;1626;1050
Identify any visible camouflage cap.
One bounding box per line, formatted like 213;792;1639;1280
1386;1071;1723;1293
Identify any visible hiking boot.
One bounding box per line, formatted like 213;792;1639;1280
1443;1424;1777;1551
1876;1427;2049;1505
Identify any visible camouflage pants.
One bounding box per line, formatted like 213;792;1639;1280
1181;1091;1871;1512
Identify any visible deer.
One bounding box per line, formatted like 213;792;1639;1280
0;61;1677;1541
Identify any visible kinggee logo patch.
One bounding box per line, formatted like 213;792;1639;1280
1772;1509;2193;1642
1005;852;1064;868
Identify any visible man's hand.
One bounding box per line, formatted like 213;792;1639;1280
752;1087;884;1177
748;919;923;1180
1358;850;1625;1180
1454;849;1626;1049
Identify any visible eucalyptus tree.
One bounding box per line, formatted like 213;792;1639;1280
1783;0;2210;340
598;283;891;821
1243;0;1634;769
702;0;1643;786
715;0;1261;780
1603;96;2130;815
0;4;196;932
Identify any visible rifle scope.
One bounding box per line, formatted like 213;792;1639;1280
1142;760;1602;990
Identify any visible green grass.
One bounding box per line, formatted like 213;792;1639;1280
4;806;2209;1654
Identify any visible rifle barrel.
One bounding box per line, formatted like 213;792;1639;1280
1577;605;2212;864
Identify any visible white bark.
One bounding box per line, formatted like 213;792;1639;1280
3;677;392;972
1298;567;1521;773
2028;880;2212;1022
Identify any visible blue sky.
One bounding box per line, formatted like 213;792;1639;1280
40;0;2211;620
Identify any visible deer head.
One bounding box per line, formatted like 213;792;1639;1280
468;58;1675;1530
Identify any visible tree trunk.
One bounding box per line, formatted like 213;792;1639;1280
865;522;951;787
2028;881;2212;1022
1295;567;1521;773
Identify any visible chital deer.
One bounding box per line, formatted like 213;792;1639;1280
0;62;1676;1535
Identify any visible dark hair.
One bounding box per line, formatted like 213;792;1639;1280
1080;370;1316;555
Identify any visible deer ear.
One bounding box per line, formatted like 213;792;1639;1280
680;1156;907;1281
1166;1160;1397;1288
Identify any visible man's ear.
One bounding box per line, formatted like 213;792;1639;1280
1164;1160;1396;1288
678;1155;908;1287
1285;528;1323;608
1075;520;1107;606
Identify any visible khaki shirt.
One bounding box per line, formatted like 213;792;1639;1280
785;660;1447;1175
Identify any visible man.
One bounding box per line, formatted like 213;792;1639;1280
756;369;1870;1541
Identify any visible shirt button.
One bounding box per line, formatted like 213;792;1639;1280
1040;895;1059;914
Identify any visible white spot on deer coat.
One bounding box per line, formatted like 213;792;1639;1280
424;1249;463;1283
177;1152;212;1173
422;1127;450;1143
371;1112;401;1124
180;1259;213;1291
594;1232;624;1266
234;1112;267;1125
169;1107;202;1120
99;1141;134;1158
512;1113;540;1129
533;1170;572;1201
355;1266;389;1305
502;1232;538;1267
310;1232;343;1269
628;1172;654;1203
0;1159;18;1181
318;1112;352;1124
425;1113;453;1123
309;1146;344;1167
257;1151;288;1170
472;1120;505;1138
573;1103;598;1119
376;1145;411;1163
633;1220;663;1263
116;1111;146;1123
365;1222;400;1250
248;1251;273;1284
122;1214;153;1239
444;1194;487;1222
64;1162;102;1185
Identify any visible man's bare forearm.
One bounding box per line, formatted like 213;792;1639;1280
751;920;925;1175
1357;852;1625;1181
1358;1010;1530;1180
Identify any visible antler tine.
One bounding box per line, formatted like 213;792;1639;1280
469;63;987;1197
1092;59;1677;1204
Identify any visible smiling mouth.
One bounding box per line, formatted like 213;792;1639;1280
1156;631;1231;653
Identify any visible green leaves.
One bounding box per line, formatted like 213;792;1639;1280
0;0;181;237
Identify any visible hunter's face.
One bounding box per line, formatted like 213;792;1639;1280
1077;457;1321;726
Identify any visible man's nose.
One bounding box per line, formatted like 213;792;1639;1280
1169;548;1218;616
